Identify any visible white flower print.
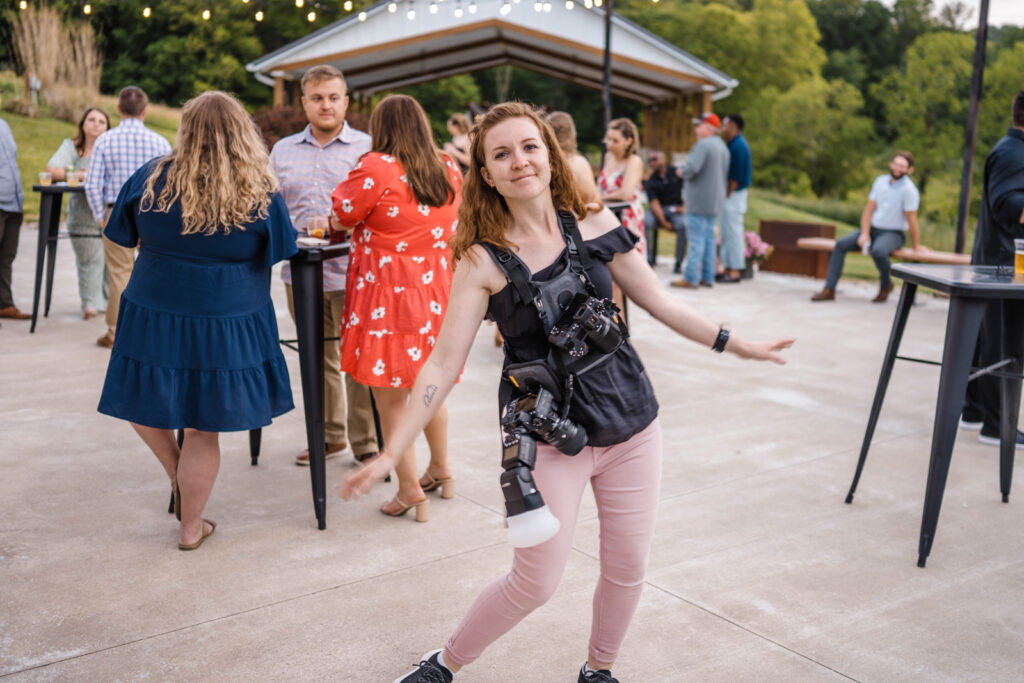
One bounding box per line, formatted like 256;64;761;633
349;312;360;326
356;276;365;290
362;228;372;242
400;174;408;184
381;154;395;163
395;241;408;252
422;270;434;285
440;256;448;270
433;241;448;249
390;377;402;388
364;246;371;255
451;219;459;233
429;300;443;315
407;347;422;362
427;335;436;347
417;204;430;216
340;199;353;213
431;226;444;239
411;256;425;264
419;320;431;334
372;359;386;376
362;177;375;190
371;306;386;320
355;347;360;359
368;329;390;338
387;206;400;218
378;255;392;268
365;272;376;283
393;286;405;293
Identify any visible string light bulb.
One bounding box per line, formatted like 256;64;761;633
454;4;462;17
594;0;602;5
583;0;592;6
429;1;438;13
295;0;303;6
358;10;367;20
343;0;352;9
202;8;210;19
388;1;397;11
307;10;316;20
143;6;151;16
19;0;27;9
500;1;511;14
83;3;92;14
565;0;573;7
543;1;551;10
533;1;540;10
468;1;476;13
255;10;264;20
406;7;415;19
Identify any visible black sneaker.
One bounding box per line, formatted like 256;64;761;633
394;650;453;683
579;664;619;682
978;428;1024;450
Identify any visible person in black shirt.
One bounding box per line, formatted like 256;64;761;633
642;150;686;270
341;102;793;683
960;91;1024;447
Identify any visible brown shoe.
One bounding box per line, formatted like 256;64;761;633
872;284;894;303
0;305;31;320
96;333;114;348
670;279;698;289
810;287;835;302
295;442;348;466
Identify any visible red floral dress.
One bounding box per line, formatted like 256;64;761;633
331;152;462;388
598;165;646;256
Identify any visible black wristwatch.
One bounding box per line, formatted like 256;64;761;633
711;327;730;353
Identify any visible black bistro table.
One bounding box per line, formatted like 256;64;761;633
846;263;1024;567
30;183;84;333
288;240;351;530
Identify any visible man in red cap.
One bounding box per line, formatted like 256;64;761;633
671;112;730;289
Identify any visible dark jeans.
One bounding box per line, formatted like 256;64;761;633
643;209;686;268
963;299;1010;434
824;227;905;290
0;210;23;308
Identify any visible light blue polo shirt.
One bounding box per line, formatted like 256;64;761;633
868;174;919;231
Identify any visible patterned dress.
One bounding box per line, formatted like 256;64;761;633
598;164;646;255
331;152;462;388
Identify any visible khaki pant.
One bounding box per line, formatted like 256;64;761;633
102;234;135;339
285;284;378;454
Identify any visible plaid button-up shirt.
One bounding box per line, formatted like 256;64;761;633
85;118;172;223
270;122;371;291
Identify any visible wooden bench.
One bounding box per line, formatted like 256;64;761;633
796;237;970;266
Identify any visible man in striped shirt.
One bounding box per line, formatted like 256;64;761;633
86;86;172;348
270;65;379;466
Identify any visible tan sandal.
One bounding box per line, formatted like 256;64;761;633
419;471;455;499
178;519;216;550
381;494;429;522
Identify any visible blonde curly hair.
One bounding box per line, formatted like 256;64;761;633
141;91;278;235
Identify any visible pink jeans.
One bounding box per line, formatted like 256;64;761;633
445;418;662;667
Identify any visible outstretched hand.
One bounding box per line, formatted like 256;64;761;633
339;452;395;501
732;337;795;365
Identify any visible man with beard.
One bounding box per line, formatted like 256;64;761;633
812;151;928;302
270;65;379;466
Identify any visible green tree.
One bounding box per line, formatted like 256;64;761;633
977;41;1024;153
873;31;973;192
755;77;875;196
397;75;481;142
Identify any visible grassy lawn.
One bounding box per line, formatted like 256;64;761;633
653;189;882;282
2;105;178;224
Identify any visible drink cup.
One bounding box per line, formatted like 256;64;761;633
307;215;329;239
861;240;870;255
1015;239;1024;276
39;171;52;186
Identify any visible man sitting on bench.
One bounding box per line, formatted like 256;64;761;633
811;150;930;303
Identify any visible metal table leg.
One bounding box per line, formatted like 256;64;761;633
917;297;986;567
846;283;918;502
998;299;1024;503
31;193;62;333
290;254;328;530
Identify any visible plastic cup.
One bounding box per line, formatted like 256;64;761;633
1015;239;1024;275
66;174;79;187
39;171;52;186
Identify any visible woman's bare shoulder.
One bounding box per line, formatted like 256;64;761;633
459;242;508;294
577;206;621;241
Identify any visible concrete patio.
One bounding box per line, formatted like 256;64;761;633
2;229;1022;682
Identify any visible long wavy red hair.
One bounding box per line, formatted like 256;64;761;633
451;102;598;261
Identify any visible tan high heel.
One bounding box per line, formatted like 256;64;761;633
419;471;455;499
381;493;429;522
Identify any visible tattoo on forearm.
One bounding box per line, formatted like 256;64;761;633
423;384;438;407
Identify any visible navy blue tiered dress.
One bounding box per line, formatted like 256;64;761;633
98;163;298;432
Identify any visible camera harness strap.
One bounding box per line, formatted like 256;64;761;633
482;210;622;404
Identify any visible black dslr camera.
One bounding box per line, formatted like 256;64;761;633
546;292;625;358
